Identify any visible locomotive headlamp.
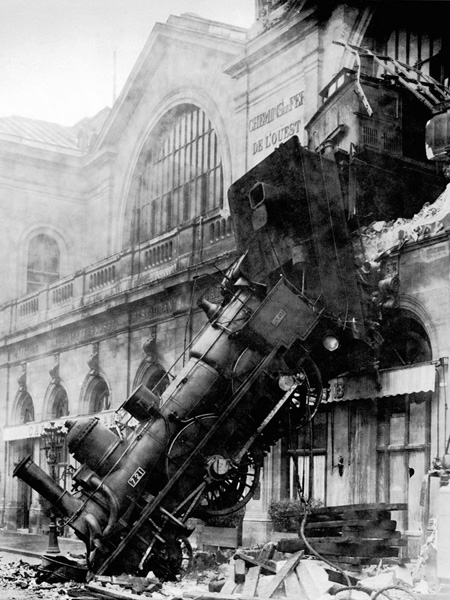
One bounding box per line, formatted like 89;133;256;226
322;332;339;352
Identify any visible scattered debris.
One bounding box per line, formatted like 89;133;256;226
38;554;88;583
0;544;432;600
354;183;450;263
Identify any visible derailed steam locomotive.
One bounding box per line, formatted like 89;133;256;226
14;137;395;580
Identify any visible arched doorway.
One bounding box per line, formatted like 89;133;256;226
377;311;433;551
44;383;70;489
13;392;35;530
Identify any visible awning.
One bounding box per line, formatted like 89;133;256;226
3;410;116;442
328;362;437;402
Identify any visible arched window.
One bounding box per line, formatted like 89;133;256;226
362;6;449;86
144;365;170;400
379;311;432;369
27;234;60;293
16;392;34;424
87;377;110;414
48;385;69;419
130;104;223;244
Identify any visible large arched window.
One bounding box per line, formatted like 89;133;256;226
362;6;449;86
27;234;60;293
130;104;223;244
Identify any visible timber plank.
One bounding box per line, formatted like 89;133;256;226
183;593;276;600
308;536;406;547
305;518;396;530
255;574;276;598
321;555;408;566
241;566;260;596
295;560;331;599
220;577;237;595
305;527;342;537
306;510;391;522
86;584;156;600
310;509;392;521
340;532;402;543
306;534;404;545
308;541;401;557
234;551;277;575
284;572;303;598
261;551;304;597
309;502;407;516
342;521;397;533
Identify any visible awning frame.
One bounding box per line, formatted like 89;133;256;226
328;361;439;403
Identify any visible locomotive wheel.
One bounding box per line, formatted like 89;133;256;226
287;356;323;426
200;447;261;517
166;415;261;517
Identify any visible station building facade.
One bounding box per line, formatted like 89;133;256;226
0;1;450;556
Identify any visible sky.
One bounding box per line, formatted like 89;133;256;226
0;0;255;126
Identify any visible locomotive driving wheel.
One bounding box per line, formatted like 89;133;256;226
200;447;261;517
166;415;262;518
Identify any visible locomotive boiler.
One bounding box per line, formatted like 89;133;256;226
14;137;389;580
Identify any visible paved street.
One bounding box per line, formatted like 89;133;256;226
0;530;85;560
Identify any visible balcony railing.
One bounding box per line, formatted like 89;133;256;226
0;214;235;336
17;294;39;319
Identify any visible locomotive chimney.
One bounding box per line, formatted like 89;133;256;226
13;455;82;518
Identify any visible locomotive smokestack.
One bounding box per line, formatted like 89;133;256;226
13;455;82;518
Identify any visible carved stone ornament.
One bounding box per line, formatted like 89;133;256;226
17;363;27;391
257;0;296;30
334;375;346;400
49;354;60;384
87;343;99;375
143;326;157;363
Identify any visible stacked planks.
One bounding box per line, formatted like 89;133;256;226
304;502;408;570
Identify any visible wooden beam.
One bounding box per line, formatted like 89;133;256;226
261;551;304;597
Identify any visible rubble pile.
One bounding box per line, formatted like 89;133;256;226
354;183;450;263
177;547;423;600
0;549;441;600
0;556;75;599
